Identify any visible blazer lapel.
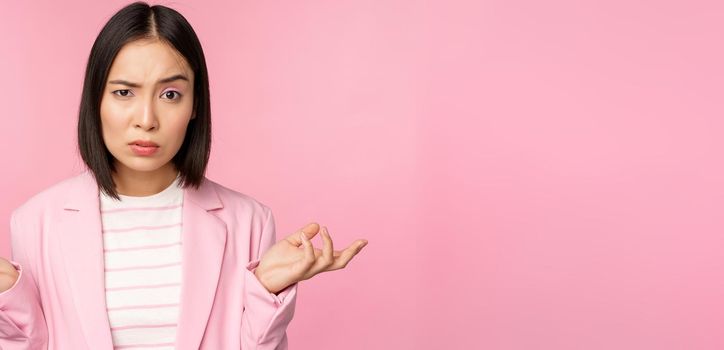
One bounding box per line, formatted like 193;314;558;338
59;171;114;349
174;174;227;350
59;170;228;350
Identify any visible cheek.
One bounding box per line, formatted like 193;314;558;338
168;118;191;144
99;103;126;141
165;106;194;140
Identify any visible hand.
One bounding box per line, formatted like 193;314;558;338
0;257;20;293
253;223;368;294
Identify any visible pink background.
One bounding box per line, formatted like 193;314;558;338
1;1;723;349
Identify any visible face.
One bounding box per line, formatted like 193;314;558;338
100;38;195;178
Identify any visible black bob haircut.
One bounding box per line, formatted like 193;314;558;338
77;1;211;200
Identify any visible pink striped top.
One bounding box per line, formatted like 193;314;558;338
99;174;183;350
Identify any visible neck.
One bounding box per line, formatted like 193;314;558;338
112;162;179;197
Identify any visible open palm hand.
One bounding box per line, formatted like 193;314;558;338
253;223;368;294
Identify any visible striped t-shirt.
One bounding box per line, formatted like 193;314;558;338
99;174;184;349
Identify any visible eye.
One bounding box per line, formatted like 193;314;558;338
112;89;133;97
162;90;182;100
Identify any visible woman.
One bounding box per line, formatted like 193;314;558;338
0;2;368;349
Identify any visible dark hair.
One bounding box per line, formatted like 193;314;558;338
77;1;211;200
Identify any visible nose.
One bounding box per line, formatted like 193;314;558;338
134;98;159;131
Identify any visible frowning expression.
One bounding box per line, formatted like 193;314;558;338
100;38;195;174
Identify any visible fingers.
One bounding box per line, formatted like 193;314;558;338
328;239;368;271
299;231;316;271
285;222;320;247
289;224;368;280
321;226;334;264
312;248;342;259
307;226;336;276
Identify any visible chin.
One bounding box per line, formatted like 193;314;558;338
117;156;171;173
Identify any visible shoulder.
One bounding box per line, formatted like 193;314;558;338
12;172;85;223
198;178;277;240
200;177;273;218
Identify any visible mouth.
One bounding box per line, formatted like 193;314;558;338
129;140;159;147
129;141;160;156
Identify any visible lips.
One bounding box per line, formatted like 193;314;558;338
129;140;159;147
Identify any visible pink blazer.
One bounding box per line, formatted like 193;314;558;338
0;170;298;349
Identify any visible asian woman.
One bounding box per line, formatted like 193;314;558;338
0;2;368;349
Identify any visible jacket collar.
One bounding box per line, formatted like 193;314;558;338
58;170;228;350
62;169;223;211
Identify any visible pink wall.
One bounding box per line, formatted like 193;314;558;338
1;1;723;349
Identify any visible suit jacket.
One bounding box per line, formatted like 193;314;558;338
0;170;298;349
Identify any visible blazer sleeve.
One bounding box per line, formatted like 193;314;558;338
0;209;49;349
241;207;298;350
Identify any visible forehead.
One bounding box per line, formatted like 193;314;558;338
107;38;193;81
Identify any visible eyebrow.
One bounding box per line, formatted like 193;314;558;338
107;74;189;88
